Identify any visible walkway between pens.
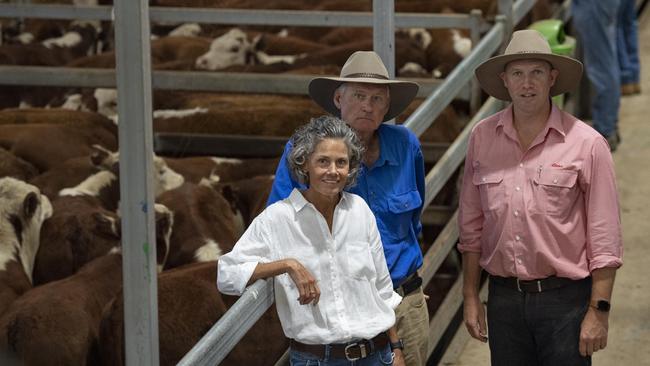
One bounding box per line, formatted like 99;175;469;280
450;9;650;366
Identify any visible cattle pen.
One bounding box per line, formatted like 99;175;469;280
0;0;574;365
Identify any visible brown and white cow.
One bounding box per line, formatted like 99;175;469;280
0;204;172;366
164;156;280;184
0;178;52;315
99;261;288;366
32;195;120;285
156;182;239;269
59;147;184;211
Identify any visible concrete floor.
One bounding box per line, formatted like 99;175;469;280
451;9;650;366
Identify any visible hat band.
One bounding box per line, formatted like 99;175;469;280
342;72;389;80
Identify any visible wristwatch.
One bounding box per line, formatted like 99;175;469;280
390;339;404;351
590;299;611;312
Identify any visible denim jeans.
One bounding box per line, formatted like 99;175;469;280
487;276;592;366
289;343;393;366
617;0;641;84
572;0;621;137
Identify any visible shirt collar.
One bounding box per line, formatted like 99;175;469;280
287;188;349;212
495;103;567;139
373;125;399;167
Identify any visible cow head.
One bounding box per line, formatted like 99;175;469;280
0;177;53;284
195;28;256;70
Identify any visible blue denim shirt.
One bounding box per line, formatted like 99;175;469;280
267;124;425;288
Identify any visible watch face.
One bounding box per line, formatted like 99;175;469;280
598;300;611;311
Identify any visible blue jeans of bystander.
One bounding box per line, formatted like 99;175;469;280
617;0;641;85
572;0;621;138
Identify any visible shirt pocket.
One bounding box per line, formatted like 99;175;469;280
343;241;375;280
534;169;579;216
472;171;505;212
385;190;422;240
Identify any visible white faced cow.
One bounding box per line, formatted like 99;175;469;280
0;177;52;315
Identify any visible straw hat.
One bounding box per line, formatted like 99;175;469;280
308;51;419;121
475;29;583;101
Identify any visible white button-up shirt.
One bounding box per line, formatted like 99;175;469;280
218;188;402;344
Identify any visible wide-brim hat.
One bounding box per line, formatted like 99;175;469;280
475;29;583;101
308;51;419;121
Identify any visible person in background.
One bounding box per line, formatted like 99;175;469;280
267;51;429;366
617;0;642;96
572;0;623;151
218;115;404;365
459;30;623;365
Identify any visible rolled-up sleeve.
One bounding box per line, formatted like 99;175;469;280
367;209;402;310
457;130;484;254
583;138;623;271
217;215;272;295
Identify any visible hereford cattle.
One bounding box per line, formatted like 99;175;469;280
32;195;120;285
29;155;101;199
99;261;288;366
0;148;38;181
59;148;184;212
426;28;472;78
156;182;239;269
164;156;280;184
0;178;52;315
207;174;274;230
0;204;172;366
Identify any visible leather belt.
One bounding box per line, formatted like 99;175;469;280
490;275;586;293
396;272;422;297
290;332;389;361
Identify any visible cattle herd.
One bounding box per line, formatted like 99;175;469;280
0;0;561;365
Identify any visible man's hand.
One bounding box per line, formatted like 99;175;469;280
392;348;406;366
285;258;320;305
463;294;488;342
580;307;609;357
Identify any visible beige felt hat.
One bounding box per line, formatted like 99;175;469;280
308;51;419;121
475;29;583;101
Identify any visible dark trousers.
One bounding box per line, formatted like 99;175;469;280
487;276;592;366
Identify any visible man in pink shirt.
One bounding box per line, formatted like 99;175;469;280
458;30;623;365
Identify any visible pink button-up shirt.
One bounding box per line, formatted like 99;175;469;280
457;104;623;280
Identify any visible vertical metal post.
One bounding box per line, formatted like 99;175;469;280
469;9;483;115
498;0;514;51
113;0;159;365
373;0;395;123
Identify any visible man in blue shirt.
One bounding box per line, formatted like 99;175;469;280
267;51;429;366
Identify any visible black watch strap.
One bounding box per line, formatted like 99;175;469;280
390;339;404;351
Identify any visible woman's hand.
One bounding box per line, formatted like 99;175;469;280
286;258;320;305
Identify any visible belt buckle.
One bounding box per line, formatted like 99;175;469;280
344;342;366;361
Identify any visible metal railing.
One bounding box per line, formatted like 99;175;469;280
0;0;540;364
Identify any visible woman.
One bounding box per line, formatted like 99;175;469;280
218;115;403;366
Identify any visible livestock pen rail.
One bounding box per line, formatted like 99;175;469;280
0;0;547;364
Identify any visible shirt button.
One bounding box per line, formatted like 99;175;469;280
515;235;521;241
514;210;519;217
482;177;486;182
553;179;558;184
519;163;524;168
517;259;523;264
515;186;521;191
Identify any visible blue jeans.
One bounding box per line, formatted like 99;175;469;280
289;344;393;366
617;0;640;84
572;0;621;137
487;276;592;366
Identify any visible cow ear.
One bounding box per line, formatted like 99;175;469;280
23;192;39;220
93;212;120;239
252;33;265;51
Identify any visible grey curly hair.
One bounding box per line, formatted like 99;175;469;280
288;115;364;189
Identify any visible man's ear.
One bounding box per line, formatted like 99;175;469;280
550;68;559;87
333;90;342;109
499;71;507;86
